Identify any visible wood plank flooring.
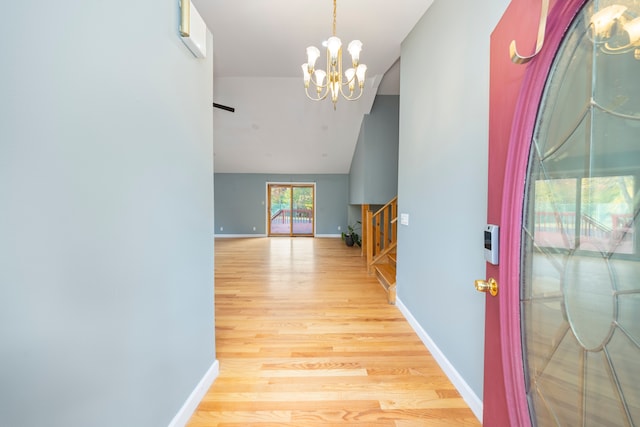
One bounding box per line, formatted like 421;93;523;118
187;237;480;426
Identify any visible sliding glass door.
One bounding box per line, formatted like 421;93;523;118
268;184;314;236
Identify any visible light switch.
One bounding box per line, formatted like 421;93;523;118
400;213;409;226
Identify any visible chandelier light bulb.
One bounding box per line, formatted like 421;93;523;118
301;64;311;87
347;40;363;66
331;81;340;103
624;17;640;45
314;69;327;86
306;46;321;70
590;5;627;38
356;64;367;86
345;68;356;92
327;36;342;63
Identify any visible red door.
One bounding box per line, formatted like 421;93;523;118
484;0;583;425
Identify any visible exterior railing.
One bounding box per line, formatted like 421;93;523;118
533;211;634;252
271;208;313;223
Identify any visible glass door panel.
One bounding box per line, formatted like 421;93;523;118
269;185;292;236
291;186;314;235
580;176;635;255
521;1;640;425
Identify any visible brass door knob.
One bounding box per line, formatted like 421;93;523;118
475;278;498;296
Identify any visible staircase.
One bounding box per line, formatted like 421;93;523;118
362;197;398;304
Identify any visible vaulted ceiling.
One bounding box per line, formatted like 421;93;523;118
192;0;434;173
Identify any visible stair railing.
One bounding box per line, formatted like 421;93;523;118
365;196;398;273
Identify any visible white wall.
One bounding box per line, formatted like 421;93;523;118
349;95;400;205
0;3;215;426
397;0;510;409
214;173;348;235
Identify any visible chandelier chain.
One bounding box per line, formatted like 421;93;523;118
332;0;337;36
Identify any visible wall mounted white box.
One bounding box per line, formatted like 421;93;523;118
180;0;207;58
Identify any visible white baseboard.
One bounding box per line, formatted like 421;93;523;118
214;234;267;238
214;234;342;238
396;298;483;422
168;359;219;427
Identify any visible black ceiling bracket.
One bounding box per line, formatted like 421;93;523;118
212;103;235;113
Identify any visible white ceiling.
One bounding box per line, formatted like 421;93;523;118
192;0;434;174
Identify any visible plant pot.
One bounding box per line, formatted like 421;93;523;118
344;234;355;246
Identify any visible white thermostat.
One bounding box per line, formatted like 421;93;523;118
484;224;499;265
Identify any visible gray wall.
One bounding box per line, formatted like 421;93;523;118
349;95;400;204
0;3;215;426
397;0;509;401
215;174;348;235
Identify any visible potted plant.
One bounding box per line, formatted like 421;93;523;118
341;221;361;247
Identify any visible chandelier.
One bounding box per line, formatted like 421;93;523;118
301;0;367;109
590;4;640;59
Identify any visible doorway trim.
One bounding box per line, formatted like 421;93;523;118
499;0;586;424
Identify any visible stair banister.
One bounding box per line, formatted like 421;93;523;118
363;196;398;304
367;197;398;259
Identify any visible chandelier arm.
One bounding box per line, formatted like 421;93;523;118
327;45;337;103
308;75;330;89
602;42;637;53
338;82;365;101
304;85;330;101
332;45;343;103
341;72;357;86
326;44;332;81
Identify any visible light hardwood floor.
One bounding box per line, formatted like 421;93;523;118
187;237;481;426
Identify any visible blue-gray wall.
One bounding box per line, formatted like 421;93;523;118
349;95;400;204
398;0;509;403
215;174;348;235
0;3;215;426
